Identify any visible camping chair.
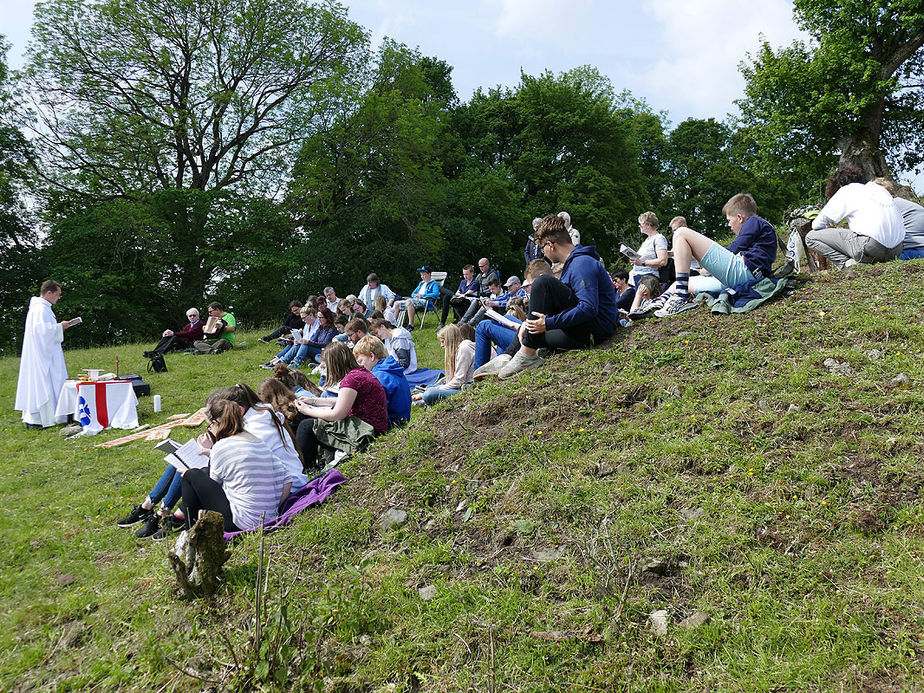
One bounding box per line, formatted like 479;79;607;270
417;271;447;329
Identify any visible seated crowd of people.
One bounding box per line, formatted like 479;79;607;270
129;176;922;540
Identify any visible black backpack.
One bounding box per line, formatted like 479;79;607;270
147;353;168;373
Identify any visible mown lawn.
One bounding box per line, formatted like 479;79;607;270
2;263;924;691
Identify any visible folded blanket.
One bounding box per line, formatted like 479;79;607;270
695;277;794;314
223;468;346;540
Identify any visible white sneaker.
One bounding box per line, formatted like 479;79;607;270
473;354;512;381
498;351;545;379
654;293;697;318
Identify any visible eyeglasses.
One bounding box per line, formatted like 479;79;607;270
542;241;554;249
187;314;197;318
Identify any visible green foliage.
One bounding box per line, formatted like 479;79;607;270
0;38;39;354
41;190;297;346
26;0;367;196
738;0;924;181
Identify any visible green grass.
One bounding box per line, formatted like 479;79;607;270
2;262;924;691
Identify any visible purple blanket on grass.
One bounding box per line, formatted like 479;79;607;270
223;468;346;541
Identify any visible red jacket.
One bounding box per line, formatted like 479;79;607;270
175;320;204;341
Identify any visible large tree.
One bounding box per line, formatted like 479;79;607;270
738;0;924;184
0;38;40;353
25;0;366;306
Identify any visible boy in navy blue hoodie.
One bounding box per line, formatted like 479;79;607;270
498;214;618;379
655;193;777;317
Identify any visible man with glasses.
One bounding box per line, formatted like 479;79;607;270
496;214;617;379
143;307;203;357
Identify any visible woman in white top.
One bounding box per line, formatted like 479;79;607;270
180;399;287;532
413;324;475;406
628;211;669;286
806;164;905;269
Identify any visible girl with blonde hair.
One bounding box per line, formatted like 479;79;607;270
413;324;475;406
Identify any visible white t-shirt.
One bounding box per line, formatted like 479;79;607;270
243;406;307;491
630;233;668;278
812;182;905;248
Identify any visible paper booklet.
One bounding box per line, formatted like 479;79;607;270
484;308;521;330
291;328;302;341
619;244;640;260
158;437;209;472
68;316;83;325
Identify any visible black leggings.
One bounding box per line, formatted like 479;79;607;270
180;468;241;532
295;418;331;472
521;274;594;351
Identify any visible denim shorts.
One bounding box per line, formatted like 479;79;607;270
692;243;756;294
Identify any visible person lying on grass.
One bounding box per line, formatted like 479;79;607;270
652;193;778;318
117;383;307;540
494;214;619;379
293;341;388;471
411;324;475;406
180;397;288;533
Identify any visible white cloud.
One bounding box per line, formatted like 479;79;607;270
640;0;807;119
494;0;592;45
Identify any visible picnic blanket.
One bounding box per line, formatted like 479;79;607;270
695;277;794;314
223;468;346;541
405;367;443;388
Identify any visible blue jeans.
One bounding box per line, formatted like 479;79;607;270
148;465;182;509
421;387;461;405
900;248;924;260
474;318;519;369
291;344;323;367
276;344;299;362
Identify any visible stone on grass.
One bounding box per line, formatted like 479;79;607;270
59;424;82;436
890;373;910;388
418;585;437;601
378;508;408;531
679;612;710;629
648;610;669;637
867;349;882;360
787;404;800;413
679;507;705;521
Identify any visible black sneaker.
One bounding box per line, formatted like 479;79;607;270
151;514;184;540
117;504;154;528
134;515;161;538
142;350;154;358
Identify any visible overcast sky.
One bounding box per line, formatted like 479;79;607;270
2;0;807;125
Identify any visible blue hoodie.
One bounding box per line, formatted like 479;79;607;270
371;355;412;427
725;215;778;279
545;244;619;341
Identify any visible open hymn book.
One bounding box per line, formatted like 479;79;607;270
154;438;209;472
619;244;640;260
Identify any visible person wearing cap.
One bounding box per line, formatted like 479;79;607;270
390;266;440;330
501;276;527;306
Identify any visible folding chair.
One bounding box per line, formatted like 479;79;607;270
417;271;447;330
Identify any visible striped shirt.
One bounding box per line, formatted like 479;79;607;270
209;431;285;530
244;406;308;491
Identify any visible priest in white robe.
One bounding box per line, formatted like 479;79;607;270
14;280;76;428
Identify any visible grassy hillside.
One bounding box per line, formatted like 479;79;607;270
2;262;923;691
